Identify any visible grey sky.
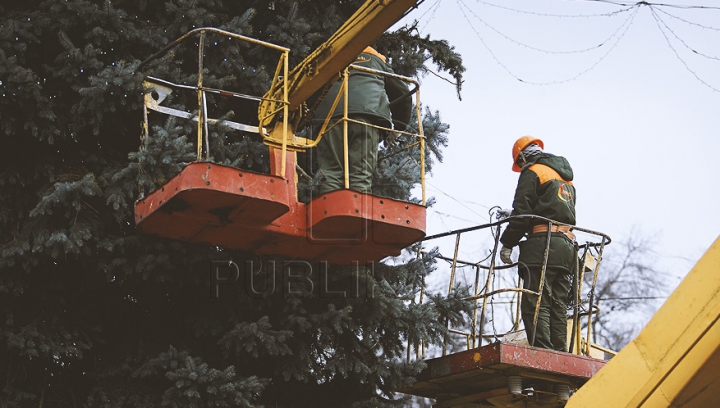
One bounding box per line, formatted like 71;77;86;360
396;0;719;288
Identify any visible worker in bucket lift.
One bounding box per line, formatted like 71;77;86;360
499;136;577;352
312;46;412;195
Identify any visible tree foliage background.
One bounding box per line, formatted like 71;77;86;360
0;0;469;406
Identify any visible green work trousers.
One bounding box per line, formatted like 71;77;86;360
520;264;571;351
316;118;380;195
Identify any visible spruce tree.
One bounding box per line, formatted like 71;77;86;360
1;1;467;406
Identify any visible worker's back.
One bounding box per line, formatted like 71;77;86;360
313;48;411;130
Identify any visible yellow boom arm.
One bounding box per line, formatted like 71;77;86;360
258;0;418;149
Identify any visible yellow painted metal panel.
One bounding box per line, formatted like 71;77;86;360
566;236;720;407
643;316;720;407
568;341;654;406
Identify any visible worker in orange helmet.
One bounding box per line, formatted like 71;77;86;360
499;136;577;352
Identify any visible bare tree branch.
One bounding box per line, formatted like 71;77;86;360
584;226;669;350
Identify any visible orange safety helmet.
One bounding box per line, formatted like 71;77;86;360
512;136;544;172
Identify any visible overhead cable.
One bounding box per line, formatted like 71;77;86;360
649;6;720;92
418;0;442;34
655;6;720;31
402;153;495;222
460;0;638;54
424;179;492;221
475;0;635;17
456;0;640;85
574;0;720;10
651;7;720;60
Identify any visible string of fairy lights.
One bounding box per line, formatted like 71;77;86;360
457;0;640;85
473;0;636;17
460;3;637;55
653;13;720;62
574;0;720;10
417;0;720;91
648;6;720;91
654;6;720;30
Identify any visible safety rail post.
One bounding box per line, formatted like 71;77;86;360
569;245;580;354
478;228;502;349
419;274;426;359
448;233;462;296
139;85;150;199
576;246;589;354
443;232;462;356
471;265;481;348
342;67;350;189
514;273;522;331
585;237;607;355
570;245;588;354
196;31;206;161
280;52;289;178
415;86;426;206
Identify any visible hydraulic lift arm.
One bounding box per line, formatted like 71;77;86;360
258;0;420;149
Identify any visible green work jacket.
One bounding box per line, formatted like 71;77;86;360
500;154;577;270
312;51;411;131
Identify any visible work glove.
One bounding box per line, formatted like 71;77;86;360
383;131;400;148
500;246;513;264
496;208;512;220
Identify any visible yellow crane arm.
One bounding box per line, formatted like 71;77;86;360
566;236;720;407
258;0;419;148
